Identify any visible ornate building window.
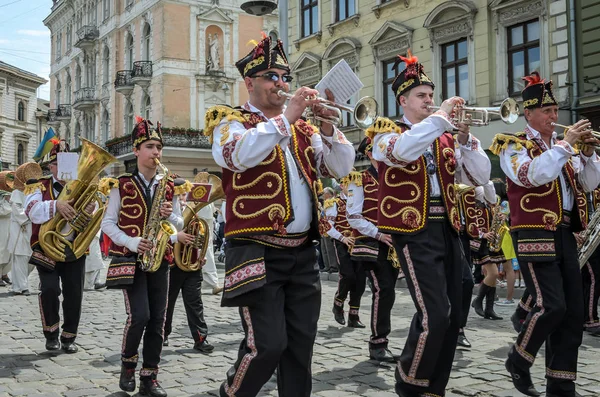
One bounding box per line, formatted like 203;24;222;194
335;0;356;22
143;95;151;120
103;0;110;21
424;1;476;104
323;38;361;125
75;64;82;91
369;21;412;116
17;143;24;165
74;121;81;147
126;33;134;70
490;0;548;102
507;19;540;95
102;110;110;142
441;39;469;99
142;23;151;61
301;0;319;38
125;102;134;134
66;73;72;103
55;32;62;61
103;46;110;84
55;79;62;106
291;52;322;89
17;101;26;121
66;24;72;49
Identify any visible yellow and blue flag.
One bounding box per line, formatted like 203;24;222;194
33;128;57;161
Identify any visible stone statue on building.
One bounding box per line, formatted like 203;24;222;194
207;33;220;72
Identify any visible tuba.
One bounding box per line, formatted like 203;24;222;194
174;173;225;271
139;159;177;272
39;138;117;262
578;205;600;268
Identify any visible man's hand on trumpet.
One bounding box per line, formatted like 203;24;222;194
283;87;320;124
311;89;337;136
564;119;598;155
439;96;470;145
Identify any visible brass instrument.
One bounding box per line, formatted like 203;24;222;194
39;138;117;262
139;159;177;272
388;246;401;269
578;205;600;268
552;122;600;142
488;196;509;253
173;173;225;271
428;97;520;126
277;90;379;129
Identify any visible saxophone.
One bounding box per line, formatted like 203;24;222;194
488;197;509;253
139;158;177;272
578;206;600;268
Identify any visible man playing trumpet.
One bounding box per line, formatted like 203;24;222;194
369;51;491;397
490;71;600;397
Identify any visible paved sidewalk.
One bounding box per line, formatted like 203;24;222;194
1;265;599;397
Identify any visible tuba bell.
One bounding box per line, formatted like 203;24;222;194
39;138;118;262
173;173;225;271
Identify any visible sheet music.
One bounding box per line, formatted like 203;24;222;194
315;59;363;104
57;153;79;181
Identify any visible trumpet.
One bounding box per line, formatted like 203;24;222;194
277;90;379;129
428;97;520;126
551;122;600;140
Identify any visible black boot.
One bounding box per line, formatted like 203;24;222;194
332;304;345;325
347;315;365;328
484;286;503;320
505;356;541;396
139;377;167;397
119;366;136;392
471;283;487;318
457;330;471;348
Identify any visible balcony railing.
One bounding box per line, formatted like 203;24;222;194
74;25;99;50
132;61;153;87
114;70;134;95
105;130;210;157
56;104;71;120
73;87;98;110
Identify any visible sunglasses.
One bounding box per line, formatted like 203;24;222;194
251;72;293;83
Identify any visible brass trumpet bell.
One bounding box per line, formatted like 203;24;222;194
428;97;520;126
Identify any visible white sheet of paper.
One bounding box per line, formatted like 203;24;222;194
57;153;79;181
315;59;363;104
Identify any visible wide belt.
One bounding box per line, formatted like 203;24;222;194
242;232;309;249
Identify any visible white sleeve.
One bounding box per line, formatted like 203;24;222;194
314;129;355;178
167;195;183;231
479;181;497;205
100;188;141;254
372;114;455;166
499;141;574;188
454;135;492;186
10;191;30;226
212;116;291;172
346;182;379;239
324;202;343;241
24;189;55;224
577;151;600;192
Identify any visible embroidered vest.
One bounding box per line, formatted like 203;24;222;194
334;197;352;237
352;168;379;238
508;134;588;232
221;108;320;238
29;177;54;250
592;188;600;211
377;129;461;234
460;189;490;239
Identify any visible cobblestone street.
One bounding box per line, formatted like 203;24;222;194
1;266;599;397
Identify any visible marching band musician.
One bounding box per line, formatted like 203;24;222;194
24;141;92;353
204;33;354;397
346;137;398;362
369;51;491;397
163;177;214;354
582;188;600;337
463;182;505;321
324;182;362;328
490;71;600;397
100;118;183;397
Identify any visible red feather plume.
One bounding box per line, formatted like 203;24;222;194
522;71;544;87
398;49;418;66
50;138;60;145
135;115;144;124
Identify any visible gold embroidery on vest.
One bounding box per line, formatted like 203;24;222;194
119;183;144;238
380;166;424;227
520;181;560;230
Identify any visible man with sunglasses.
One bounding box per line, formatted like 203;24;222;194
204;34;354;397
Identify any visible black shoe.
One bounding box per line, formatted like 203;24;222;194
1;276;11;285
193;339;215;353
332;305;345;325
457;331;471;348
61;341;78;354
505;358;541;396
347;316;365;328
511;311;524;333
369;347;397;363
119;366;136;392
0;279;5;287
472;284;487;318
94;283;106;290
484;287;503;320
139;378;167;397
163;337;169;347
45;338;60;351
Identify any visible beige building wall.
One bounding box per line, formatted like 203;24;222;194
288;0;571;152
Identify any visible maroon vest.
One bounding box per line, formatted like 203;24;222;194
334;197;352;237
377;129;461;234
508;134;588;232
222;109;319;238
352;168;379;238
592;188;600;211
460;189;490;239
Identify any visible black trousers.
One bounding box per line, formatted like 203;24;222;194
121;262;169;378
37;256;86;342
221;243;321;397
459;232;474;329
365;243;399;349
582;248;600;327
515;289;533;322
165;266;208;343
333;240;366;315
508;227;583;396
393;220;462;396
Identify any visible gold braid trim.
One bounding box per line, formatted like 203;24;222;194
174;180;193;195
23;182;45;195
488;133;535;155
316;179;324;195
365;117;403;140
203;106;247;144
347;171;363;187
98;177;119;195
323;198;336;209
